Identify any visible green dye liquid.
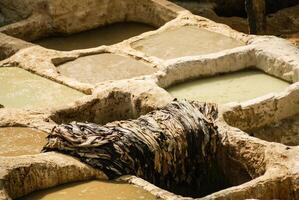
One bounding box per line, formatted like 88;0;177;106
0;67;84;109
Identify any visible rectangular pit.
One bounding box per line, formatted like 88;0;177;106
131;25;245;59
149;135;261;198
167;69;290;104
35;22;155;51
0;67;84;109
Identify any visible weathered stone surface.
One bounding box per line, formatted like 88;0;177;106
0;0;183;41
0;0;33;27
50;80;172;125
0;33;32;60
0;0;298;200
0;153;107;199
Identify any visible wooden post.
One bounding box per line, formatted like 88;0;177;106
245;0;266;34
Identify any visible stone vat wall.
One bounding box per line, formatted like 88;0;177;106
222;83;299;131
0;0;183;41
0;0;298;199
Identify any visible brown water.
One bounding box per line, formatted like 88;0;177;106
35;22;155;51
168;70;290;104
20;180;156;200
0;127;47;157
0;67;84;109
131;26;245;59
58;53;157;84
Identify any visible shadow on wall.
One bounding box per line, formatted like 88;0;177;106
222;84;299;146
0;45;21;61
171;0;299;18
50;90;163;125
158;140;260;198
0;0;39;27
212;0;299;17
223;108;299;146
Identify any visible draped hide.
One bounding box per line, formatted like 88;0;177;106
43;100;221;196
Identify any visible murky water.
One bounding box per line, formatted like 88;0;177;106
132;26;244;59
58;53;157;84
168;70;290;104
20;180;156;200
0;67;84;109
35;22;155;51
0;127;47;157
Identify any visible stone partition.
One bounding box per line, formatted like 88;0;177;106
0;153;107;199
50;80;172;125
223;83;299;131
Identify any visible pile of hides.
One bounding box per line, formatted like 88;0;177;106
43;100;220;195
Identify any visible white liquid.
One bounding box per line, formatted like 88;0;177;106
168;70;290;104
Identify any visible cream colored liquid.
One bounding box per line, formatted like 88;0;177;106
0;127;47;157
35;22;155;51
168;70;290;104
20;180;156;200
58;53;157;84
132;26;244;59
0;67;84;109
